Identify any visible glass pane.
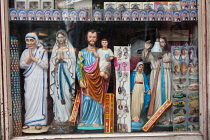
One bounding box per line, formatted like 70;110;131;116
8;0;199;136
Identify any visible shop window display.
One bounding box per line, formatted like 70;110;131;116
8;0;199;137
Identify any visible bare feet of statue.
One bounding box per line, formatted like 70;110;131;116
22;125;29;129
78;123;85;126
35;125;42;130
132;116;140;122
93;123;100;127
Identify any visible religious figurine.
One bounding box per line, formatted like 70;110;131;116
142;37;172;125
20;33;48;131
49;30;76;132
130;62;151;130
76;29;108;129
97;38;114;79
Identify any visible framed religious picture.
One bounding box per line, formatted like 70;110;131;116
181;10;189;21
116;2;130;11
93;10;102;21
28;0;40;9
130;2;142;10
156;10;164;21
139;10;147;21
189;0;197;9
190;10;197;20
143;2;154;10
18;10;26;20
9;9;18;20
15;0;26;9
41;0;53;9
165;11;172;21
69;10;77;21
131;10;139;21
104;2;116;10
154;2;168;11
168;2;181;11
122;10;130;21
78;10;86;21
148;10;156;21
180;0;189;10
44;9;52;21
61;10;69;21
27;10;35;21
113;10;121;21
173;11;181;22
52;10;61;21
104;10;112;21
35;10;43;21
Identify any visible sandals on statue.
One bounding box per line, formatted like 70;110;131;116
22;125;30;129
35;125;42;130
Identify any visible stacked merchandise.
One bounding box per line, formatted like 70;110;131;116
114;46;131;132
104;93;114;133
171;45;199;131
10;37;22;136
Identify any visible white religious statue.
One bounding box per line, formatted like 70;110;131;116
49;30;76;131
142;37;172;125
20;33;48;131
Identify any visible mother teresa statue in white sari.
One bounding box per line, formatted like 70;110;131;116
20;33;48;131
49;30;76;132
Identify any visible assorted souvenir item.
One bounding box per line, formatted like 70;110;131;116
171;45;199;131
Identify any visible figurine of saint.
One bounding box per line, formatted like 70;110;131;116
20;33;48;130
130;62;151;124
49;30;76;130
76;29;107;128
98;38;114;79
142;37;172;125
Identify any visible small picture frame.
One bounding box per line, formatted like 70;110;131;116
190;10;197;20
29;1;39;9
173;11;181;22
16;1;26;9
168;2;181;11
104;2;116;10
78;10;86;21
18;10;26;20
42;2;53;9
113;10;121;21
181;10;189;21
61;10;69;21
156;10;164;21
154;2;168;11
180;0;189;10
27;10;35;21
139;10;147;21
116;2;130;11
165;11;172;21
9;9;18;20
143;2;154;10
35;10;43;21
122;10;130;21
148;10;156;21
69;10;77;21
52;10;61;21
93;10;102;21
44;10;52;21
181;46;189;60
189;0;197;9
131;10;139;21
173;46;181;61
104;10;112;21
130;2;142;10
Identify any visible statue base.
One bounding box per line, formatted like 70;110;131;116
77;125;104;130
48;120;74;134
22;126;49;133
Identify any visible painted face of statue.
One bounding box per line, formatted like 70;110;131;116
87;32;97;46
101;41;108;47
160;38;166;48
57;33;65;44
137;64;144;72
25;38;36;49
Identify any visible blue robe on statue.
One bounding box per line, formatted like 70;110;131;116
76;48;104;129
